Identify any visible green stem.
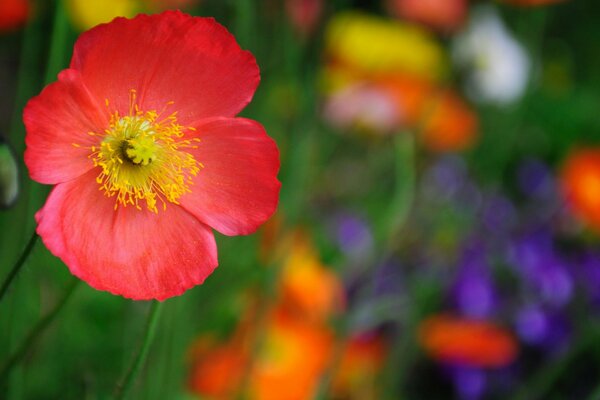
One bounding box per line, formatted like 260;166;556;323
113;301;163;400
0;232;38;302
44;0;70;85
0;278;79;381
383;133;415;245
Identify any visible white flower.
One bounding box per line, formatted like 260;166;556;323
453;6;530;105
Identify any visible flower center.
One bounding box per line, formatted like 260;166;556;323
86;90;201;213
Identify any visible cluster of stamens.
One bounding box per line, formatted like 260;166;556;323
77;90;202;213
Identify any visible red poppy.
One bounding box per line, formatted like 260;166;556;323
23;11;280;300
561;148;600;232
0;0;30;32
418;314;518;368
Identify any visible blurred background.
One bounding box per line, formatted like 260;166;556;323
2;0;600;399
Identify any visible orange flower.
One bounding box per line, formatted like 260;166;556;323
187;335;248;399
248;310;334;400
418;314;518;368
560;148;600;232
332;333;388;400
278;231;345;321
0;0;30;32
419;90;478;152
387;0;467;32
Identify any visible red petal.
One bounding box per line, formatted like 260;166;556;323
180;117;281;236
24;69;107;184
70;11;259;125
36;169;218;300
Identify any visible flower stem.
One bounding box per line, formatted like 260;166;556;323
113;301;163;400
0;231;38;302
44;0;70;85
383;133;416;245
0;278;79;381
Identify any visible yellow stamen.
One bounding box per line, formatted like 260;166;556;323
86;90;201;213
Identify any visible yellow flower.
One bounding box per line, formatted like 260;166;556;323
324;11;446;82
64;0;140;31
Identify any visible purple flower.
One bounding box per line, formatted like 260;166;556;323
481;194;516;234
517;158;555;199
451;244;498;319
514;305;571;350
374;259;404;297
507;231;573;307
576;252;600;308
451;367;487;400
331;212;373;258
423;155;469;202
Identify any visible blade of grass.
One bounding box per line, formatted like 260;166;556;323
0;278;79;381
113;301;163;400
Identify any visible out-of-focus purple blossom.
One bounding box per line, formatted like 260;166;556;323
374;259;404;297
451;244;498;318
450;367;487;400
331;212;374;258
576;252;600;308
455;182;483;212
536;262;573;307
481;194;516;234
515;306;571;350
507;231;573;307
517;158;556;199
422;155;469;201
507;230;553;279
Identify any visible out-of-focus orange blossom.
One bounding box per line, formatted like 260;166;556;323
331;333;388;400
248;309;334;400
321;11;478;151
418;314;518;368
419;90;479;152
0;0;30;32
386;0;467;33
278;231;345;321
560;148;600;233
189;227;343;400
187;335;249;399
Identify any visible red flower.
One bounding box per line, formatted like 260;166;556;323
0;0;30;32
23;11;280;300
